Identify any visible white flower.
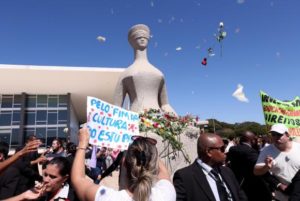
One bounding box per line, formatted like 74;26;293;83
232;84;249;103
221;31;227;38
96;36;106;42
176;47;182;51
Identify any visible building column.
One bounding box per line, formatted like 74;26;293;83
66;93;71;143
19;92;27;146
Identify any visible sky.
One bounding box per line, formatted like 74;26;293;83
0;0;299;124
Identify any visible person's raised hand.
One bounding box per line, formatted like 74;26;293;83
18;140;41;157
78;127;90;149
22;182;46;200
265;155;274;169
36;155;48;164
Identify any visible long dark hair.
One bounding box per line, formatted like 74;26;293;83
47;157;71;177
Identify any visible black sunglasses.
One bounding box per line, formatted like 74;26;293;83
208;146;225;153
270;132;284;137
131;136;157;145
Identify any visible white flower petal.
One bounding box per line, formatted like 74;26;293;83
176;47;182;51
232;84;249;103
96;36;106;42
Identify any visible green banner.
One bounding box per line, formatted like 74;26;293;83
260;91;300;136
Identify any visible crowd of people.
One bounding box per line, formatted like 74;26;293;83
0;123;300;201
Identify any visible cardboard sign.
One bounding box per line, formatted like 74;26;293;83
260;91;300;136
87;96;139;150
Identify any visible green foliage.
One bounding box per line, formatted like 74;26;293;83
206;119;268;138
234;121;268;136
218;128;235;139
207;119;222;133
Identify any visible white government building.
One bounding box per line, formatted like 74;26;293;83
0;64;125;147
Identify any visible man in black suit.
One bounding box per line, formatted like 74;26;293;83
173;133;247;201
286;169;300;201
227;131;276;201
0;142;21;199
0;166;21;199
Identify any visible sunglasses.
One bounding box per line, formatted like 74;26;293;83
271;132;284;137
208;146;225;153
131;136;157;145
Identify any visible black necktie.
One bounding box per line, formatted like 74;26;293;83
210;168;230;201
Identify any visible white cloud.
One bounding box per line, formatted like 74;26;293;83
168;16;175;24
232;84;249;102
237;0;245;4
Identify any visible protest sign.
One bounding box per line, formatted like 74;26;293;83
87;96;140;150
260;91;300;136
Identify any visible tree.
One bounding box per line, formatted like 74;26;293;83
205;119;268;138
234;122;268;136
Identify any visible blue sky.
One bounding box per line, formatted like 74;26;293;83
1;0;299;124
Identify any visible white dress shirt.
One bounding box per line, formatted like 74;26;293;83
197;159;232;201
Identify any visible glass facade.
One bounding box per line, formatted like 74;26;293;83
0;94;73;147
0;95;21;146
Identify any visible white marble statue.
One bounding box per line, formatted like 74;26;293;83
114;24;176;115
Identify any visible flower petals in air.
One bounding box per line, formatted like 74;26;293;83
176;47;182;51
235;28;240;33
96;36;106;42
232;84;249;102
150;1;154;7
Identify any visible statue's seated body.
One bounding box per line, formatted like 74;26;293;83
106;24;190;190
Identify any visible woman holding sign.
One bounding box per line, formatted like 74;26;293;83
71;128;175;201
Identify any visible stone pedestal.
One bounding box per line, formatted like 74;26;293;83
142;126;199;176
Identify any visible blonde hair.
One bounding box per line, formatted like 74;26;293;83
125;138;158;201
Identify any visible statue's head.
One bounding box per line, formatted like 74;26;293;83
128;24;150;50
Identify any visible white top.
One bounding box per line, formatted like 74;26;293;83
53;183;69;200
94;179;176;201
256;142;300;200
225;141;235;153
